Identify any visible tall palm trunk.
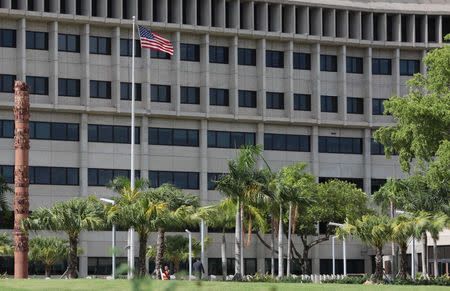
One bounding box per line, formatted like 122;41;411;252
398;243;408;280
234;202;242;279
278;204;283;278
374;245;384;281
174;260;180;273
68;235;79;278
138;233;148;277
271;217;275;278
240;202;244;276
155;228;165;278
221;229;227;281
390;200;396;278
421;233;428;276
433;238;438;278
286;202;292;277
45;263;51;278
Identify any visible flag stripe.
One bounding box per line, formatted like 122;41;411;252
138;25;174;55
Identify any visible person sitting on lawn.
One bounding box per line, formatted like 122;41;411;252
162;266;171;280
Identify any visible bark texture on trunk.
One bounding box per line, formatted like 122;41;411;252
301;247;310;275
137;233;147;277
374;245;384;281
45;264;51;278
286;203;292;277
174;261;180;273
421;233;428;276
221;231;227;281
240;203;244;276
390;200;396;278
278;205;283;278
398;244;408;280
68;236;78;278
234;205;242;280
433;238;438;278
271;217;275;278
155;228;165;278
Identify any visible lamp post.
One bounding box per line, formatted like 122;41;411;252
329;222;346;276
332;236;336;276
100;198;116;279
185;229;192;280
395;210;415;280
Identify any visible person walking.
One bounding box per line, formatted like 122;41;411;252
192;258;205;280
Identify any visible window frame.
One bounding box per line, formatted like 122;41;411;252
88;124;140;144
209;46;229;64
372;58;392;75
149;171;199;189
180;86;200;105
120;38;141;57
238;90;257;108
26;31;48;50
89;36;112;55
320;95;338;113
148;127;199;147
320;55;337;72
120;82;142;101
58;78;81;97
0;74;16;93
238;48;256;66
346;56;363;74
207;130;256;149
180;43;200;62
0;29;16;48
293;94;311;111
347;97;364;114
400;59;420;76
266;92;284;110
26;76;49;95
372;98;388;115
209;88;229;106
319;136;363;154
293;52;311;70
264;133;310;152
90;80;112;99
151;84;171;103
266;50;284;68
58;34;80;53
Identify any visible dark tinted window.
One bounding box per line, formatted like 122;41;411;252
88;168;140;186
180;86;200;104
58;78;80;97
148;171;199;189
120;82;142;101
58;34;80;52
319;136;363;154
207;173;223;190
210;88;229;106
264;134;310;152
180;43;200;61
209;46;229;64
372;58;391;75
238;90;257;108
294;94;311;111
346;57;363;74
347;97;364;114
0;74;15;93
238;48;256;66
29;122;79;141
90;81;111;99
0;29;16;47
320;95;338;112
208;130;255;148
26;31;48;50
151;50;171;59
89;36;111;55
151;84;171;102
0;120;14;138
293;53;311;70
400;59;420;76
26;76;48;95
149;128;199;147
266;92;284;109
120;39;141;57
372;98;388;115
370;138;385;155
0;165;14;183
266;50;284;68
88;124;140;144
371;179;387;193
320;55;337;72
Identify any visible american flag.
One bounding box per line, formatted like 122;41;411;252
137;25;174;56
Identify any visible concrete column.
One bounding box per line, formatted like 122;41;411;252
228;0;239;28
269;4;281;32
393;14;401;42
156;0;167;22
213;0;225;27
200;119;208;204
310;8;322;36
141;0;152;21
200;34;210;115
423;15;428;45
35;0;44;11
284;41;294;120
82;0;92;16
337;45;347;122
311;43;321;121
437;15;442;44
240;1;253;30
49;0;60;13
350;11;361;39
393;49;400;96
172;0;182;24
296;6;308;34
378;13;387;41
337;10;349;38
112;27;120;110
143;45;151;111
171;31;180;114
128;0;137;19
81;24;90;107
49;21;58;105
420;50;427;75
282;5;295;33
140;116;149;180
255;2;268;31
363;12;373;40
111;0;122;18
256;39;266;117
97;0;107;17
66;0;75;14
363;128;371;195
199;0;211;26
80;113;88;197
256;122;264;169
311;125;319;178
17;0;26;10
409;15;415;43
364;47;372;124
17;18;26;82
1;0;11;8
323;9;335;37
230;36;238;118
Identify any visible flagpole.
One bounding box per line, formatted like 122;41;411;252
128;15;136;280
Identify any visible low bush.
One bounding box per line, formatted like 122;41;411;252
248;273;312;283
391;276;450;286
322;276;368;284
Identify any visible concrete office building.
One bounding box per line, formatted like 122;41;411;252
0;0;449;277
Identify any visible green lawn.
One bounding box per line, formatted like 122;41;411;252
0;279;447;291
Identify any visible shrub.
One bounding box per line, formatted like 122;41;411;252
322;276;368;284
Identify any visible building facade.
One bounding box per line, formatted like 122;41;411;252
0;0;449;277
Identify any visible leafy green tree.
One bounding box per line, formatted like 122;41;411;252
0;232;13;256
338;214;392;281
374;35;450;189
197;198;235;280
215;145;265;280
24;196;106;278
0;175;12;213
391;214;416;279
28;236;73;278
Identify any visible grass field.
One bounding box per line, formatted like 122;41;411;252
0;279;447;291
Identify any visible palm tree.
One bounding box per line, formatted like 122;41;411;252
391;214;416;279
24;196;105;278
198;198;236;280
107;190;167;277
0;232;13;256
215;145;264;280
147;184;200;277
338;214;392;281
29;236;73;278
0;175;12;213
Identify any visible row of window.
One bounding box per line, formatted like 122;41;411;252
88;168;140;186
0;30;420;76
88;124;140;144
0;120;79;141
0;165;78;185
318;137;363;154
149;171;199;189
207;131;255;149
